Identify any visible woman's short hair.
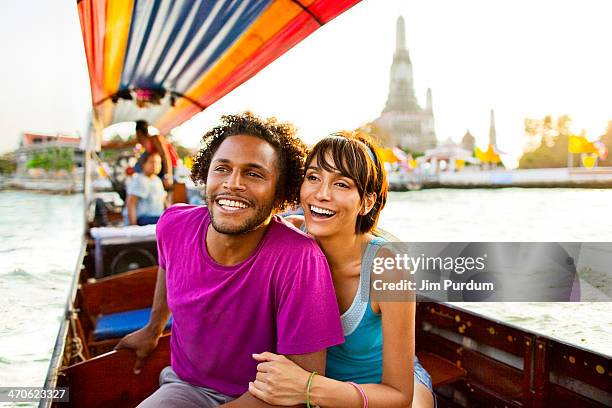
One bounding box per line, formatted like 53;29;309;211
305;131;388;234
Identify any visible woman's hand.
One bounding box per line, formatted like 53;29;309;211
248;352;312;406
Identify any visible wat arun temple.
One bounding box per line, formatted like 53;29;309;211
374;16;437;153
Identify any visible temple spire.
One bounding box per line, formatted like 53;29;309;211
426;88;433;111
396;16;406;52
489;109;497;147
383;16;418;113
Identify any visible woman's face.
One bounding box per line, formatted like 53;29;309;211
300;153;363;239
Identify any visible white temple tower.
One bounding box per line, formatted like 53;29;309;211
374;16;437;152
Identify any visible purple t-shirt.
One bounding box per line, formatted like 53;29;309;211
156;205;344;397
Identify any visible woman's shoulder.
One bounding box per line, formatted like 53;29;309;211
281;215;305;231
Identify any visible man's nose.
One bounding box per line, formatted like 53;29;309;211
224;170;246;191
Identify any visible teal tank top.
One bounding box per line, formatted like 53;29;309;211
325;236;386;384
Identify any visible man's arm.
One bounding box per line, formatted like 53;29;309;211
126;194;139;225
115;267;171;374
221;351;326;407
151;135;173;184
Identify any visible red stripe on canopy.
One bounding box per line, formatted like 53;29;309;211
78;0;108;106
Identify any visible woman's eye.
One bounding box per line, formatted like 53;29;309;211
214;166;228;172
307;175;319;181
336;182;349;188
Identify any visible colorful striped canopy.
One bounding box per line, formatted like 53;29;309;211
78;0;360;136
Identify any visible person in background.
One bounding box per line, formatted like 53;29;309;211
124;152;168;226
134;120;178;189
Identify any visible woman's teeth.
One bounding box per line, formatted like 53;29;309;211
310;205;336;217
218;199;248;211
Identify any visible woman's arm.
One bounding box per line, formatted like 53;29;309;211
224;350;326;407
309;301;415;408
250;301;415;407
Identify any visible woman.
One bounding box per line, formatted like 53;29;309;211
248;132;435;407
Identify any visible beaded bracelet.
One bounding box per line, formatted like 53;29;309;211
306;371;318;408
347;382;368;408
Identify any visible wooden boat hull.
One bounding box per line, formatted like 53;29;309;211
42;239;611;408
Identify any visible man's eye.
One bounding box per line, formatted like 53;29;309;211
214;167;228;172
247;172;263;178
336;182;349;188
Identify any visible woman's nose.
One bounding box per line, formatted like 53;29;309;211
314;182;331;200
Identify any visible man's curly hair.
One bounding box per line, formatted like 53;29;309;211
191;112;307;212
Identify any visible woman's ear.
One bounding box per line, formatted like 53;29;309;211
361;193;377;216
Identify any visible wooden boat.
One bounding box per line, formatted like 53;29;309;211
42;1;611;407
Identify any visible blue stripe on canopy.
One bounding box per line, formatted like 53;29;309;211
120;0;272;95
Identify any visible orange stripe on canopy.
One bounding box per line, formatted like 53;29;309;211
104;0;134;97
156;0;358;133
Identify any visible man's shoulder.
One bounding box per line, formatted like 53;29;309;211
265;216;323;256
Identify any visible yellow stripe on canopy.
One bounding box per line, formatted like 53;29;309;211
104;0;134;97
157;0;313;129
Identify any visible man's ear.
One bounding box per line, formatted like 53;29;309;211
361;193;377;216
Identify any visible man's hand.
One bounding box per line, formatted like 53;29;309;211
114;325;161;374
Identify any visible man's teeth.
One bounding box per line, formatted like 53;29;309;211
218;199;248;209
310;205;336;216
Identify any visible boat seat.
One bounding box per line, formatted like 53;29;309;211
417;351;467;388
94;308;172;341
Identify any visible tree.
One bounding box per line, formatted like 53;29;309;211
596;121;612;166
0;154;16;175
519;115;572;169
356;122;394;147
26;148;74;172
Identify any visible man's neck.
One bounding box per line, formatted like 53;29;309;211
205;218;272;266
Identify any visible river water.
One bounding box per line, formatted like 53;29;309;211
0;189;610;394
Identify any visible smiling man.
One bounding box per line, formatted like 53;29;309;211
116;112;343;408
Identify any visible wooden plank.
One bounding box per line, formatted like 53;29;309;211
531;338;547;408
549;384;611;408
454;380;523;408
61;335;171;408
418;303;527;357
548;341;612;393
79;266;158;317
417;332;525;400
171;182;187;204
417;351;466;387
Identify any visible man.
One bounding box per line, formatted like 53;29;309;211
124;152;168;226
116;112;344;408
104;120;177;188
133;120;177;189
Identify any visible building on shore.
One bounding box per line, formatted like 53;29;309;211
374;16;437;153
15;133;83;175
461;130;476;152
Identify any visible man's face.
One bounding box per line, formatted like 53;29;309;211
206;135;279;235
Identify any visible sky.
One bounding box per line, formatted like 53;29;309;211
2;0;612;168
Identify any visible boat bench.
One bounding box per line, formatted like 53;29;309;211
417;351;467;388
94;308;172;340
